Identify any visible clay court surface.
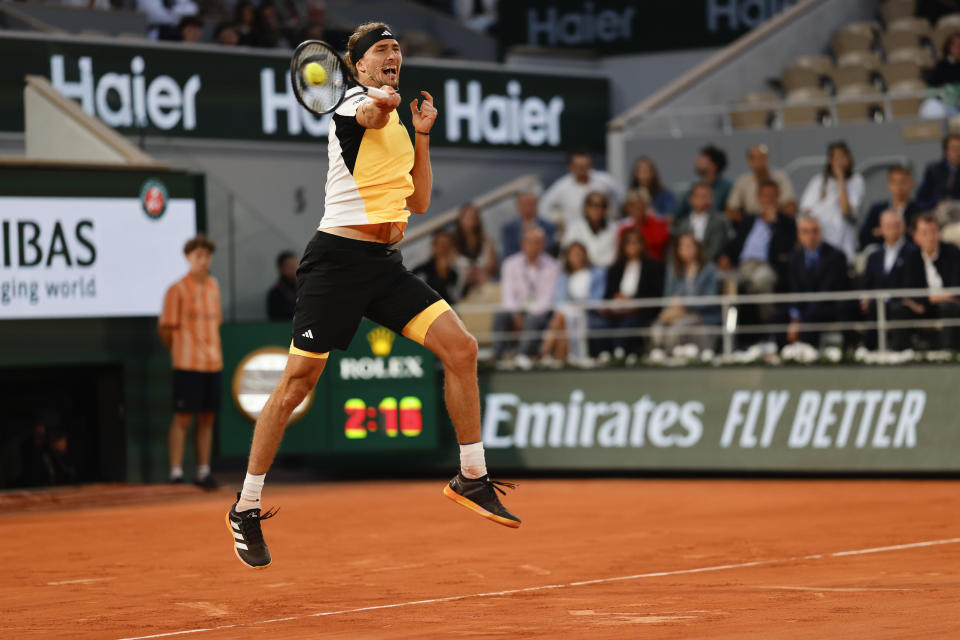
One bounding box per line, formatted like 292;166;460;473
3;478;958;639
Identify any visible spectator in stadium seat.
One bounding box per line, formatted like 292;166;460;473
616;189;670;262
859;166;922;252
651;233;720;352
158;234;222;490
672;182;733;263
294;1;351;49
493;227;559;360
538;149;623;235
539;242;606;362
931;32;960;86
720;179;797;305
451;203;498;296
726;144;797;220
197;0;230;23
799;141;864;262
916;134;960;210
860;211;916;350
214;22;241;45
564;191;619;267
413;230;463;304
501;191;556;259
902;213;960;348
591;229;665;355
138;0;198;40
630;156;676;218
266;250;298;321
250;2;290;48
785;216;851;345
178;16;204;43
675;145;732;220
233;0;256;45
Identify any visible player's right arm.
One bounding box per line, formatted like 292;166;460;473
356;86;401;129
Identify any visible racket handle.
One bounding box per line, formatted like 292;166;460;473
366;86;391;99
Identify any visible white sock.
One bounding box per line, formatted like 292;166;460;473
196;464;210;480
459;442;487;479
170;467;183;480
237;472;266;511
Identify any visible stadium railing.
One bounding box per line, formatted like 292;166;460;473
454;286;960;358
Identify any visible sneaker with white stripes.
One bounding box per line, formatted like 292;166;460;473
225;492;277;569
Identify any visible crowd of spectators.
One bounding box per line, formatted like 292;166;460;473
414;137;960;364
136;0;353;48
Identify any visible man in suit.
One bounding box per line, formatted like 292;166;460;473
902;213;960;349
672;182;732;263
859;210;916;349
786;215;850;345
859;165;923;251
915;134;960;211
718;180;797;340
501;191;556;259
722;180;797;292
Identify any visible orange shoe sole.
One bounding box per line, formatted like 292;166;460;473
443;485;521;529
225;510;272;569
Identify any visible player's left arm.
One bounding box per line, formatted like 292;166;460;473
407;91;437;214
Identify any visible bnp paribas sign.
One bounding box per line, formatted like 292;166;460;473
479;367;960;473
0;33;608;150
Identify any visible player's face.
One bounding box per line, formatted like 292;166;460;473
359;39;402;89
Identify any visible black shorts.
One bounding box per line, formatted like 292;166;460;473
290;231;450;356
172;370;222;414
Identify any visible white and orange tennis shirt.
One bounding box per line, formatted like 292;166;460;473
319;87;415;233
159;274;223;372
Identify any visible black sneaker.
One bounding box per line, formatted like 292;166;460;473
195;475;220;490
443;474;521;528
170;477;184;484
225;492;277;569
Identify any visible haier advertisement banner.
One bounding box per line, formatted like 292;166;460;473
480;366;960;472
0;167;201;319
498;0;799;55
0;33;609;151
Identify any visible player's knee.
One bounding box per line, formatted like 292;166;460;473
444;331;478;372
279;375;314;410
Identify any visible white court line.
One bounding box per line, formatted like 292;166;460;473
115;537;960;640
48;577;115;585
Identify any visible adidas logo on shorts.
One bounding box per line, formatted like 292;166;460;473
301;329;314;339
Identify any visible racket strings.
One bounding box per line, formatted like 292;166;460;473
293;43;346;114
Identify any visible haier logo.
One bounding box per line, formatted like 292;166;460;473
49;55;200;130
444;79;565;147
707;0;798;32
525;2;636;46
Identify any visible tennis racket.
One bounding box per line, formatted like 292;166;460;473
290;40;391;116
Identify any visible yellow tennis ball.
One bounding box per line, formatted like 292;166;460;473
303;62;327;85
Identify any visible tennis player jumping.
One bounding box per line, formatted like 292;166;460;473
226;22;520;569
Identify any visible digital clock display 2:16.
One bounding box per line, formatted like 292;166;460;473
344;396;423;439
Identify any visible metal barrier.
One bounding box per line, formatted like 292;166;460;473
454;286;960;356
620;91;944;138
